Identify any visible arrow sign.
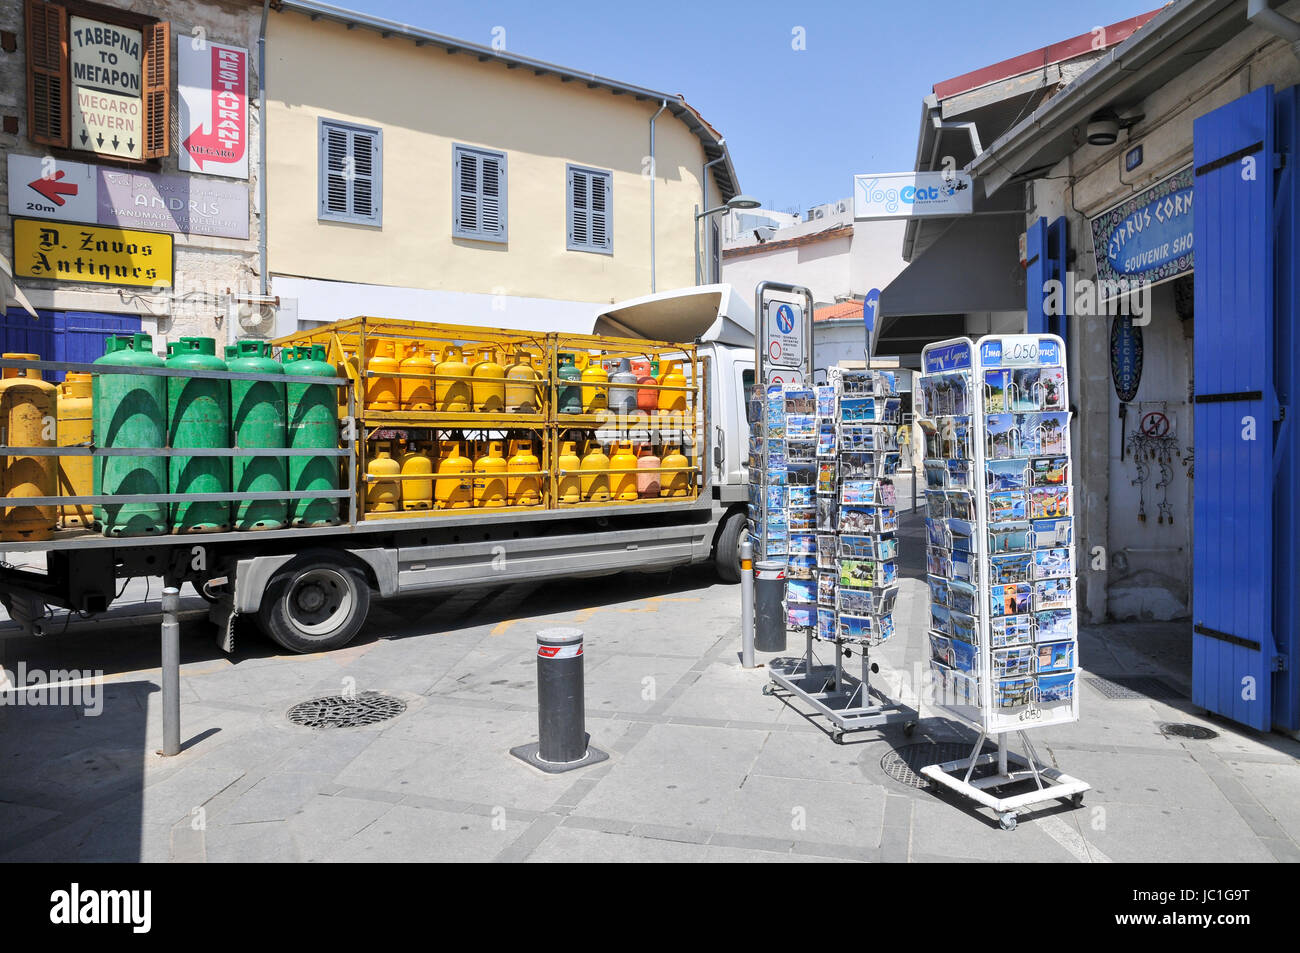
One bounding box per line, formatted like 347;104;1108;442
182;44;248;174
28;171;79;207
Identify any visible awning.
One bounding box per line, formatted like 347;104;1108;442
879;213;1025;318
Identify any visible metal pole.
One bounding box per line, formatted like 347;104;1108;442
740;536;755;668
693;205;701;285
160;585;181;757
997;735;1009;777
510;628;608;773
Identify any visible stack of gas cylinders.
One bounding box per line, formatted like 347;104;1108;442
0;335;342;540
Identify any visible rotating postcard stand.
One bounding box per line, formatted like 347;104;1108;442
758;369;915;743
915;336;1089;829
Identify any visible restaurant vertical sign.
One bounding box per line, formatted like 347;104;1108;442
178;38;249;179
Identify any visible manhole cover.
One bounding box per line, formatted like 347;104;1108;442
1160;722;1218;740
1084;675;1182;700
287;692;406;728
881;742;986;789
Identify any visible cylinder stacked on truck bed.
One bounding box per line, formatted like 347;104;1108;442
0;317;706;538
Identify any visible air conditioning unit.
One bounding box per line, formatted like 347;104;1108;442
811;208;825;220
227;293;279;339
834;200;849;214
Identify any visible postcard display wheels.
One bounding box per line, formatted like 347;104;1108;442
915;335;1089;829
752;370;914;742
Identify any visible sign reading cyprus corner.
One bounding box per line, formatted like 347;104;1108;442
854;171;973;220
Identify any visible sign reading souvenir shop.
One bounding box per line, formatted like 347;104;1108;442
12;218;173;289
1089;166;1193;290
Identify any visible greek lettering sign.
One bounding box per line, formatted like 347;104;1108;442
69;17;144;159
178;38;250;179
12;218;172;289
1089;166;1193;288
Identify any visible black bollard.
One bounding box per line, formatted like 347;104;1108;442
753;561;787;652
510;628;609;773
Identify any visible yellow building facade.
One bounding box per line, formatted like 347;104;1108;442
265;2;739;331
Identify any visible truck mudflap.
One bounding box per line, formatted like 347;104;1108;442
209;594;238;653
0;590;48;638
230;548;399;617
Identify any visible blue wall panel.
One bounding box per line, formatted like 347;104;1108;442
0;308;142;381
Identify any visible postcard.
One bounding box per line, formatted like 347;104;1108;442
927;547;952;579
985;414;1021;460
786;577;816;604
986;459;1029;492
766;467;788;486
787;602;816;634
1034;577;1073;610
816;497;837;530
874;537;899;561
946;459;971;488
946;490;973;521
948;580;977;616
949;526;973;553
816;386;837;417
817;607;836;642
1029;455;1068;487
994;645;1035;678
949;610;977;646
1039;367;1067;411
1029;485;1070;519
951;549;973;582
991;615;1034;647
838;588;874;616
984;369;1012;413
787;463;816;486
926;518;948;549
1009;367;1041;413
839;397;877;423
996;676;1035;709
991;582;1033;617
990;553;1034;585
1033;548;1071;579
843;480;881;506
989;490;1028;521
989;520;1032;554
837;614;875;643
949;637;979;674
785;414;817;440
784;388;815;415
1020;412;1069;456
1036;672;1075;704
925;461;948;489
787;553;817;580
1034;608;1074;642
839;559;877;589
787;534;817;555
816;461;837;495
1036;640;1074;674
788;486;815;508
1032;517;1072;548
925;490;949;520
840;427;876;453
815;420;837;457
788;509;816;531
938;415;971;460
928;575;950;607
839;451;877;479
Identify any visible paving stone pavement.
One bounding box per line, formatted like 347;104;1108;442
1;506;1297;863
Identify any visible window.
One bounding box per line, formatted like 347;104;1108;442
567;164;612;254
318;119;382;226
24;0;169;159
710;219;720;282
453;144;507;242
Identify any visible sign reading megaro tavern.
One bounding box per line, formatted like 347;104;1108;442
1089;166;1193;288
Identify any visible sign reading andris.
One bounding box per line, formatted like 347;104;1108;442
178;39;249;179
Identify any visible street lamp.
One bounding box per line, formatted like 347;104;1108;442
695;194;761;285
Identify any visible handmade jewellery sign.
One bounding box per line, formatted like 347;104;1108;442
1089;165;1193;289
853;171;973;220
7;154;250;240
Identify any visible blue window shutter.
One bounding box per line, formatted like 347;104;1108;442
567;165;612;253
319;119;381;226
1024;216;1048;333
454;145;507;242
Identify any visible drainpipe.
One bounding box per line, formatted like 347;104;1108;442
1248;0;1300;58
258;0;270;296
698;150;726;285
648;100;667;293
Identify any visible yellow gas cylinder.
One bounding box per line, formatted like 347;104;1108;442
435;346;473;412
365;444;401;512
660;443;690;497
365;339;400;412
56;372;94;527
400;343;437;412
400;442;433;510
581;356;609;413
435;440;473;509
0;355;56;541
609;441;638;501
657;360;687;413
507;438;541;506
580;439;610;502
471;348;506;413
557;439;582;504
504;351;540;413
635;443;661;498
473;439;507;507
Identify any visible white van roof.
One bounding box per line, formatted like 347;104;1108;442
592;283;755;348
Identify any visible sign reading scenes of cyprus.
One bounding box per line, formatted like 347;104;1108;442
69;17;144;160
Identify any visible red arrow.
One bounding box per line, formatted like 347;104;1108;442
29;170;78;206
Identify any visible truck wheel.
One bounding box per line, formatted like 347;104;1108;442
714;509;747;584
258;557;371;653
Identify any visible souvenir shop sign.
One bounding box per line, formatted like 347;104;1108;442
1110;316;1144;402
1089;166;1193;289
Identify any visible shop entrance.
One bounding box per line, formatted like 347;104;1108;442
0;309;142;381
1191;84;1299;733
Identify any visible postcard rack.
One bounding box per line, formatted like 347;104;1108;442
754;370;914;742
915;335;1089;829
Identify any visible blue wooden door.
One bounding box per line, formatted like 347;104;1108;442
1192;86;1278;731
0;309;141;381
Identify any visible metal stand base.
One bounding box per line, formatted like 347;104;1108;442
920;730;1090;830
510;742;609;774
765;634;914;743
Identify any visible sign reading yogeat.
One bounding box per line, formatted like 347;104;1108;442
13;218;172;289
854;171;973;220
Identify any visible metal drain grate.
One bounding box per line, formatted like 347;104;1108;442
1084;675;1183;700
1160;722;1219;740
881;742;987;789
287;692;406;729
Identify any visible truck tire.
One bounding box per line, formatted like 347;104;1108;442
714;509;747;584
257;555;371;653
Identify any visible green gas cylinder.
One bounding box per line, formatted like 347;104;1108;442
93;334;168;537
283;344;341;527
226;339;287;531
557;352;582;414
166;337;231;534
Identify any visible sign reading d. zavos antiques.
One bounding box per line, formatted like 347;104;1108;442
69;17;144;159
178;38;249;179
13;218;172;289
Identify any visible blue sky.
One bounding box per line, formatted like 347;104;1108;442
340;0;1158;214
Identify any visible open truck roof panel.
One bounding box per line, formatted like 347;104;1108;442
592;283;755;349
